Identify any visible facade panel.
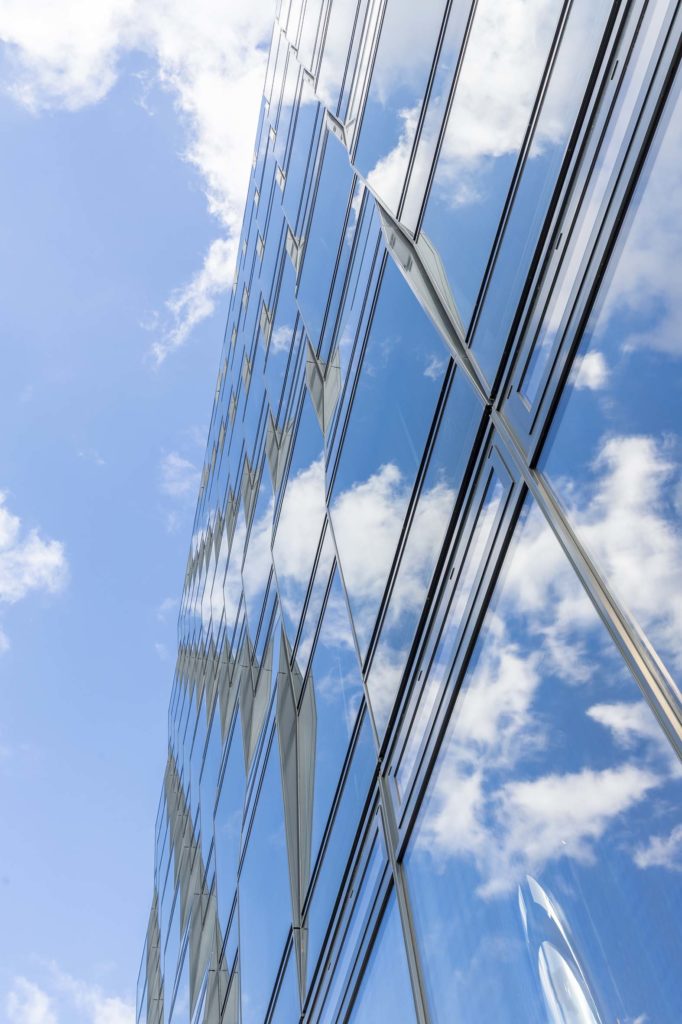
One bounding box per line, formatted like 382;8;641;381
138;2;682;1022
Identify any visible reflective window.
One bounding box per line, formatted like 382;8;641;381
269;946;300;1024
273;397;326;642
241;465;274;640
282;76;321;230
541;80;682;704
297;132;355;348
471;0;613;384
307;569;364;870
404;498;682;1023
347;895;416;1024
366;367;483;735
305;711;375;986
419;0;562;332
239;738;292;1024
317;0;359;113
169;945;189;1024
354;0;450;216
330;258;449;659
215;724;245;934
199;704;223;865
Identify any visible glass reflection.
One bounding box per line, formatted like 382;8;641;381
307;569;364;869
419;0;562;331
404;498;682;1023
273;397;326;642
269;947;300;1024
541;80;682;704
297;132;355;348
347;895;416;1024
214;724;245;935
330;258;448;660
239;738;292;1024
366;368;482;736
305;712;375;986
471;0;612;384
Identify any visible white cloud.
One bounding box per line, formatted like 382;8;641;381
634;824;682;873
6;977;57;1024
269;323;294;355
0;494;68;647
159;451;200;499
156;595;178;621
571;350;609;390
49;966;134;1024
0;0;275;358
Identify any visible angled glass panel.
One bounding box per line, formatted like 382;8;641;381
265;260;299;416
541;80;682;704
305;711;375;987
357;0;460;218
471;0;613;384
317;0;359;113
215;724;245;935
307;569;364;870
297;132;355;348
273;397;326;641
242;466;274;641
282;76;321;230
347;895;416;1024
366;367;483;736
199;704;223;865
404;497;682;1023
269;946;300;1024
419;0;563;332
330;258;449;659
239;738;291;1024
295;524;335;676
169;944;189;1024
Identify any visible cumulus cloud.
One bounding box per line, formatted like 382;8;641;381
159;451;200;499
6;977;57;1024
51;965;134;1024
0;0;275;358
0;493;68;649
634;824;682;873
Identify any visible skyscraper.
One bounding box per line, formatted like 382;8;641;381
137;1;682;1022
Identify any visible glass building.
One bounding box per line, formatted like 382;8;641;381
137;1;682;1022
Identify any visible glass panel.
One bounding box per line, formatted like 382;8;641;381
273;398;326;641
169;945;190;1024
297;132;355;347
471;0;613;384
269;947;300;1024
307;569;364;869
366;367;482;735
305;712;375;986
419;0;563;332
317;830;386;1023
317;0;359;113
541;80;682;704
330;258;449;659
242;467;274;640
265;260;299;417
282;76;321;230
354;0;451;216
295;525;335;675
200;705;223;865
347;895;416;1024
239;739;292;1024
215;724;245;934
404;497;682;1023
519;0;671;406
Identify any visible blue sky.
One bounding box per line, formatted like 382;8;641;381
0;5;272;1021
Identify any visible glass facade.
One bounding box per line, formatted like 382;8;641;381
137;2;682;1023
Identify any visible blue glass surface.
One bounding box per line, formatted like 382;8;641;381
330;258;448;659
347;895;416;1024
239;738;292;1024
420;0;563;332
404;497;682;1023
541;81;682;704
366;367;482;735
214;723;245;935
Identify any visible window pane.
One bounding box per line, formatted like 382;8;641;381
541;80;682;703
366;367;482;736
330;259;449;659
214;725;245;934
239;740;292;1024
419;0;562;332
347;896;416;1024
404;498;682;1024
471;0;612;383
307;569;364;869
269;947;300;1024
